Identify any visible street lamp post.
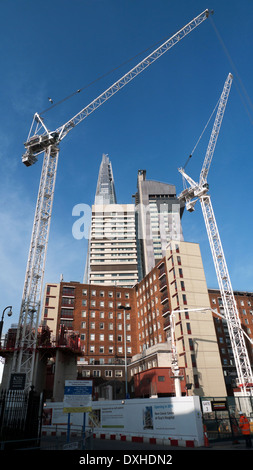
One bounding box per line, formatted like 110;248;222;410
0;306;12;347
118;305;131;399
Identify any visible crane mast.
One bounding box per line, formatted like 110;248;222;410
12;9;212;391
178;73;253;395
200;195;253;394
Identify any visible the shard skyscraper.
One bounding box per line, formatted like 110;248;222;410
84;154;138;287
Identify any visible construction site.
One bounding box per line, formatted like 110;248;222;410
0;2;252;452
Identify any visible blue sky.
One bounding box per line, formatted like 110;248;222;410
0;0;252;334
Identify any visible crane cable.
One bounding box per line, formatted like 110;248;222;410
182;15;253;179
182;96;220;171
39;31;179;116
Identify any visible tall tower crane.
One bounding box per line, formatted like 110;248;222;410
11;10;212;391
178;73;253;396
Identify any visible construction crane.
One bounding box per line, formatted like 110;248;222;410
178;72;253;396
11;9;212;392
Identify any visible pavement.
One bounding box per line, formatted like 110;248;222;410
40;434;253;451
205;439;253;451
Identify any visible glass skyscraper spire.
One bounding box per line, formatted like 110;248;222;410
94;153;117;205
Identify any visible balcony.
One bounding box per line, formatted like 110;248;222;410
161;291;169;304
159;279;167;291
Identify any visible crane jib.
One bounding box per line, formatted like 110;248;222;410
22;8;212;165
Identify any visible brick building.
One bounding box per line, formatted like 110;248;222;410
208;288;253;394
43;281;138;399
42;240;239;399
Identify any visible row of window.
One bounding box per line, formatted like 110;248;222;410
81;322;131;330
211;297;252;307
62;287;131;299
80;333;131;341
82;289;130;299
82;369;123;378
81;299;131;308
82;345;132;354
80;311;131;320
80;332;131;342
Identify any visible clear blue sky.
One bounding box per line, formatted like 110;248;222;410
0;0;252;334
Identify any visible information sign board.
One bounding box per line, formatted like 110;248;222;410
63;380;92;413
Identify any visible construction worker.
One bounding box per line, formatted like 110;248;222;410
238;411;252;448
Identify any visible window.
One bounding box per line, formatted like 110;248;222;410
62;287;75;296
158;376;165;382
105;370;112;377
82;370;90;377
186;323;191;334
93;370;101;377
62;297;74;306
189;338;194;351
115;370;123;377
61;309;74;318
182;294;187;305
191;354;197;368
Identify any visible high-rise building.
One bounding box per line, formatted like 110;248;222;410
134;169;184;278
94;153;117;205
84;154;138;287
